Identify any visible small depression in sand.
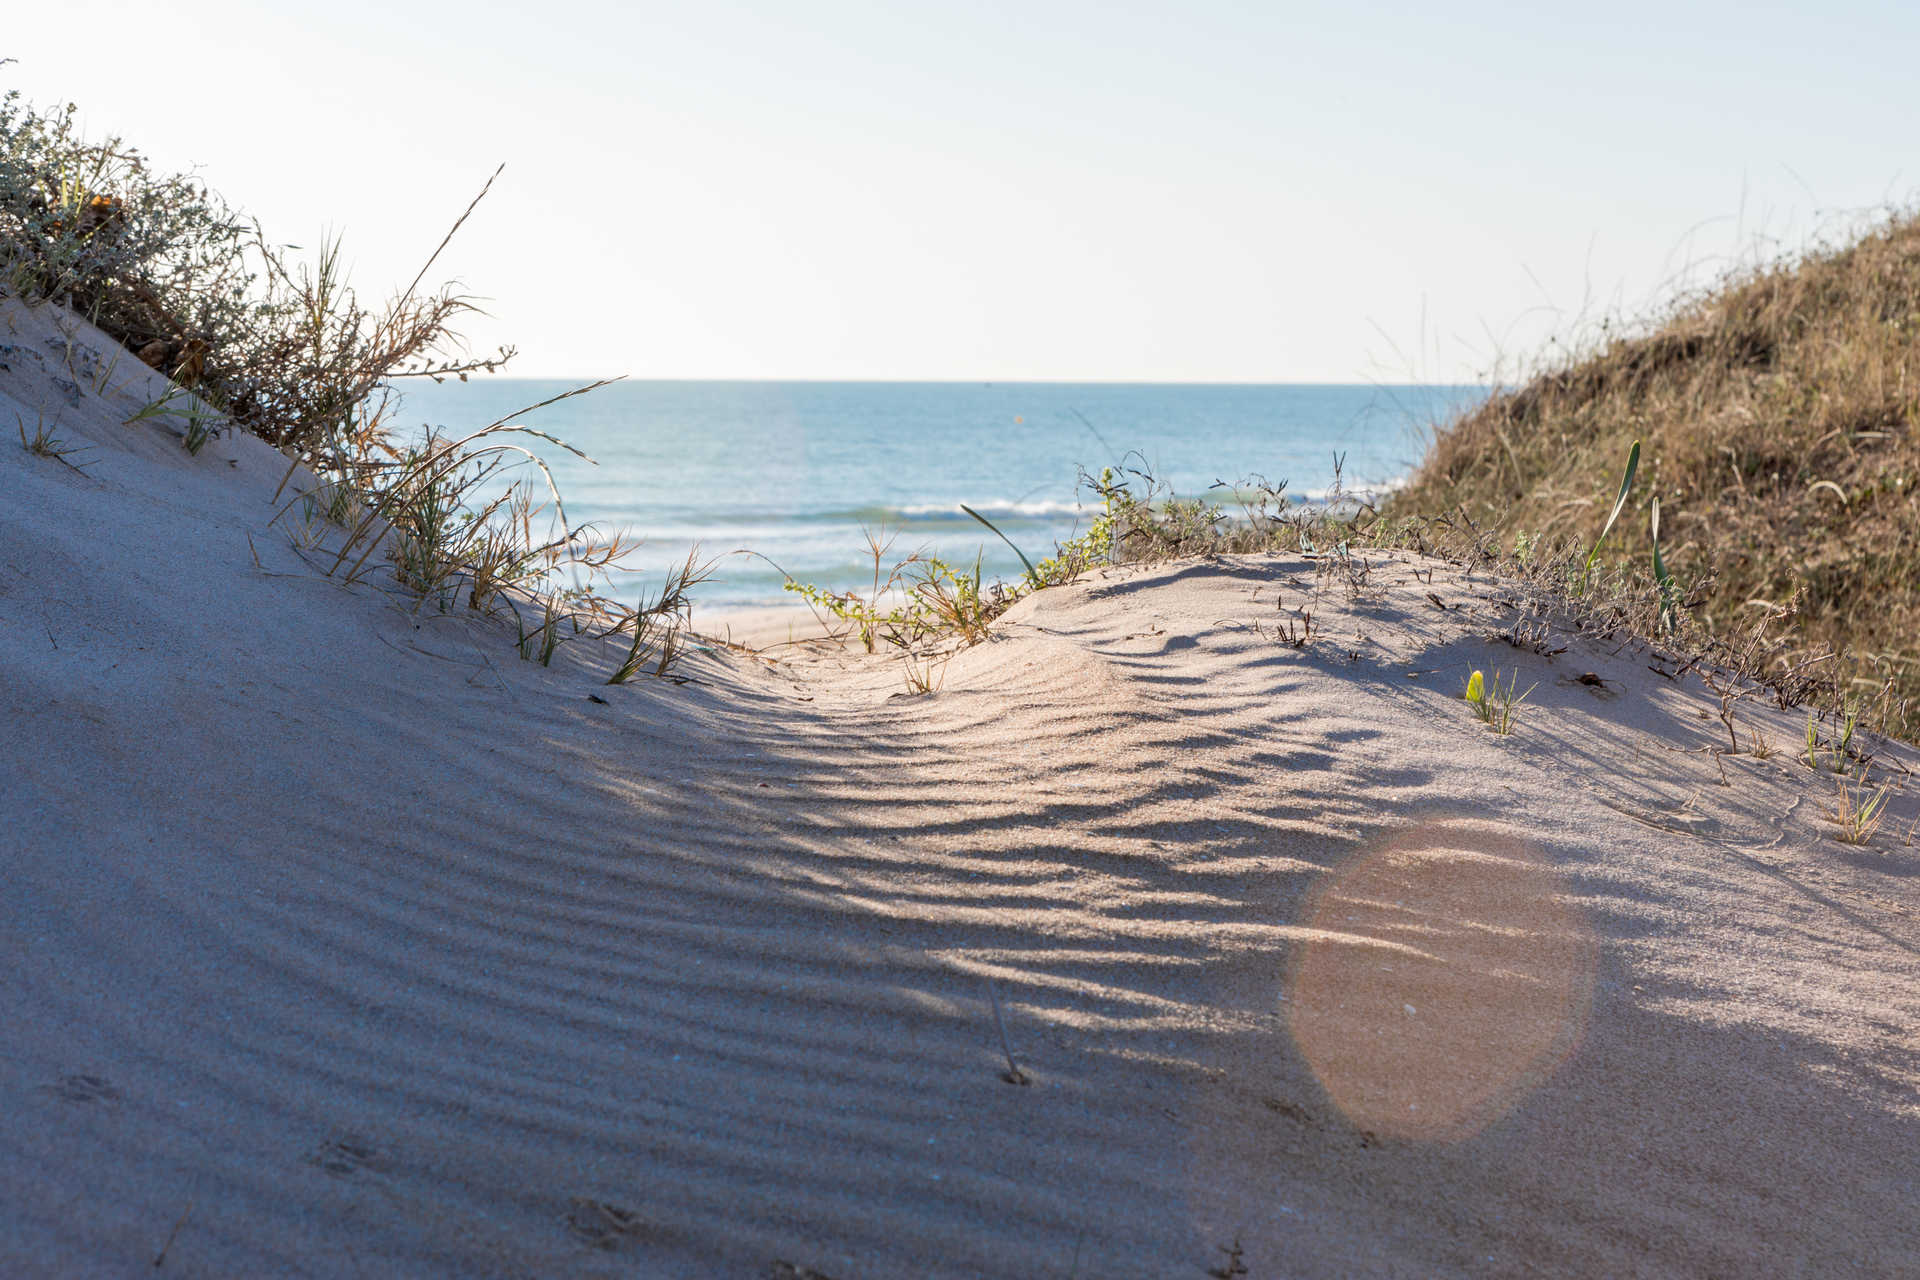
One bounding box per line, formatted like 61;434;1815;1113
1287;819;1598;1142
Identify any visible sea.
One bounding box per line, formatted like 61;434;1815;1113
396;380;1488;611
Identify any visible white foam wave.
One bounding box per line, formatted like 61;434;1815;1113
896;500;1086;519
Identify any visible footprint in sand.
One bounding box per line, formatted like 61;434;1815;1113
769;1263;838;1280
305;1132;387;1179
43;1073;120;1106
563;1196;663;1250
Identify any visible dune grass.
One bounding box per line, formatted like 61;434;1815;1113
1388;210;1920;742
1826;777;1892;845
0;79;697;678
16;410;89;472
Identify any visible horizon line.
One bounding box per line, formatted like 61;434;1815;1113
420;374;1495;388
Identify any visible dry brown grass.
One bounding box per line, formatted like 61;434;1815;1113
1391;211;1920;741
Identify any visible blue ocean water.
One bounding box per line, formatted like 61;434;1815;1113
396;380;1486;610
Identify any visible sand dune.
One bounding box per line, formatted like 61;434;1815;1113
4;297;1919;1277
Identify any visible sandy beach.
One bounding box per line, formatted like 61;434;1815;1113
5;296;1920;1276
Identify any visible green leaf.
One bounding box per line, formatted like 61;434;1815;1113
1582;439;1640;590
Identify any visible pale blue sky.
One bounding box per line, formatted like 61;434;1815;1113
4;1;1912;381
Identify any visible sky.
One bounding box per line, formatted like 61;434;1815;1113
3;1;1914;383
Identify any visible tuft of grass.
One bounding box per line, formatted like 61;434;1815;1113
516;595;574;666
124;382;223;454
1825;777;1891;845
1464;667;1536;735
900;650;948;696
786;460;1240;653
16;411;89;471
1804;707;1865;775
606;548;713;684
908;555;999;645
785;529;1023;654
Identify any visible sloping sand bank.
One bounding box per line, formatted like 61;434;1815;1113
4;299;1919;1277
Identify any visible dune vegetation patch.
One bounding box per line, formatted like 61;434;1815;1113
0;77;708;678
1389;212;1920;742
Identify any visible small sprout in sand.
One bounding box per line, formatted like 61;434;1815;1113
124;383;222;455
16;412;90;472
901;650;948;696
1208;1238;1250;1279
1464;668;1535;734
286;494;332;552
1825;777;1890;845
516;596;570;666
1749;731;1775;760
985;979;1029;1086
1804;708;1862;775
1650;495;1682;636
86;345;123;398
1837;707;1864;770
1263;592;1314;647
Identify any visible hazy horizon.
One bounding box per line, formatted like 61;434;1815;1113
5;1;1912;383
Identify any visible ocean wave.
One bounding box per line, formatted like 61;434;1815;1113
584;484;1410;540
895;499;1086;520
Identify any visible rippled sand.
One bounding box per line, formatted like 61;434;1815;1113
5;297;1919;1277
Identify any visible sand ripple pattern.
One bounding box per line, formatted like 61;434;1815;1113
7;378;1920;1280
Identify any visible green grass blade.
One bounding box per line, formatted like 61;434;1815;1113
960;503;1038;585
1651;495;1678;633
1582;439;1640;588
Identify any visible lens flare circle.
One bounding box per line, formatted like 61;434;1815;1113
1288;819;1596;1142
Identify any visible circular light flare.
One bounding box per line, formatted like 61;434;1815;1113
1287;820;1597;1142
